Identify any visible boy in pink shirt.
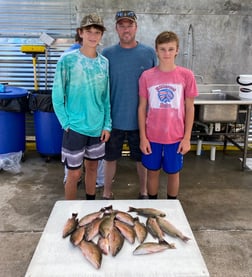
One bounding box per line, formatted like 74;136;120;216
138;31;198;199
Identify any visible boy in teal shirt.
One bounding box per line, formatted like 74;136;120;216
52;13;111;200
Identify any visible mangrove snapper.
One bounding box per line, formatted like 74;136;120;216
62;213;78;238
79;240;102;269
133;217;147;243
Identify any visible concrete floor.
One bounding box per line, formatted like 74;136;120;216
0;149;252;277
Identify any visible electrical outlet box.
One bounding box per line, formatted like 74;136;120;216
40;33;55;46
215;123;221;132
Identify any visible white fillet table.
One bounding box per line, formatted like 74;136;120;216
25;200;209;277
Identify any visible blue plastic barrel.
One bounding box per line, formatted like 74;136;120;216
34;110;63;156
0;86;28;154
29;90;63;156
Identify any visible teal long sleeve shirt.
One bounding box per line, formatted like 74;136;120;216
52;49;111;137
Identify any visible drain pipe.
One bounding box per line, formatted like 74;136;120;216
194;121;214;135
194;122;214;157
185;24;195;70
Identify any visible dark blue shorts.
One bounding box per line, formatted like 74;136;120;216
142;141;183;174
62;129;105;169
105;128;142;161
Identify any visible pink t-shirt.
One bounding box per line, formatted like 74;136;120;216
139;66;198;144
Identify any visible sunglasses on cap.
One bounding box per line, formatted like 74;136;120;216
115;11;137;21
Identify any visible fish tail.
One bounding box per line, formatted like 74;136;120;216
128;207;136;212
159;239;176;249
104;205;113;211
182;235;191;242
133;216;139;221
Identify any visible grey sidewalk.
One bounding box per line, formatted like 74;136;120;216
0;150;252;277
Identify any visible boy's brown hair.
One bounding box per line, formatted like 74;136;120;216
155;31;179;49
75;28;82;43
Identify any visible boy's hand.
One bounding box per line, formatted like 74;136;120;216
100;130;110;142
177;138;191;155
140;137;152;155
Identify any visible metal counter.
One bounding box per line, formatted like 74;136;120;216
194;92;252;170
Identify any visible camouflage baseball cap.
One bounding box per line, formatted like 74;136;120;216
80;13;106;31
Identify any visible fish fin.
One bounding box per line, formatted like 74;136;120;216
159;239;176;249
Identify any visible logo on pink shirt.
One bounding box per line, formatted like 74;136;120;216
156;84;175;104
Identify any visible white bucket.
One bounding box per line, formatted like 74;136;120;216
237;74;252;99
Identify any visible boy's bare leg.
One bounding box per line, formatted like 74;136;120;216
65;168;82;200
103;160;116;198
136;161;148;196
167;172;180;198
147;169;160;196
84;160;98;196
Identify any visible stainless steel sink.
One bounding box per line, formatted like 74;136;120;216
196;92;240;101
195;92;240;122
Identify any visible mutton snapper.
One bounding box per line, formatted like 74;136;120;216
133;240;175;255
156;216;191;242
146;217;164;241
128;207;166;217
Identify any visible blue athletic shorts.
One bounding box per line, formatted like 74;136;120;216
141;141;183;174
62;129;105;169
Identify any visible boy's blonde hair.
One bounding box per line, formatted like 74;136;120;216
155;31;179;49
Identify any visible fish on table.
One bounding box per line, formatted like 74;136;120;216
85;217;104;241
61;204;191;269
128;207;166;217
78;240;102;269
108;226;124;257
114;210;135;226
114;219;136;244
97;236;109;255
156;216;191;242
133;239;175;255
62;213;78;238
133;217;147;243
78;208;104;227
99;213;115;238
70;225;85;246
146;217;164;241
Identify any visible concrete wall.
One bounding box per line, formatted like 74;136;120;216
75;0;252;84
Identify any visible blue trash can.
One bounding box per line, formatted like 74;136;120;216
29;90;63;156
34;111;63;155
0;85;28;154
